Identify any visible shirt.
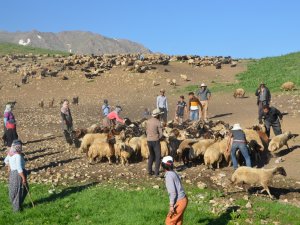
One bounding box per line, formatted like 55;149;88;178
263;107;282;123
157;95;168;111
102;104;110;117
107;111;124;124
176;101;187;116
259;88;267;102
146;117;163;141
188;96;201;110
165;171;186;207
4;154;25;173
197;88;211;101
231;130;246;142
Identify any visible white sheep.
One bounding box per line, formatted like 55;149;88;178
204;138;229;169
80;133;108;153
189;139;215;160
233;88;245;98
114;142;134;165
268;131;294;152
231;166;287;198
171;79;177;86
140;138;169;159
125;136;142;155
281;81;295;91
87;139;115;164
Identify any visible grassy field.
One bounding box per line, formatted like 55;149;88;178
182;52;300;94
0;182;300;225
0;43;69;56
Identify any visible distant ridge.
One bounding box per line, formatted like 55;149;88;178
0;30;151;55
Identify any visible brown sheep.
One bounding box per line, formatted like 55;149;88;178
231;166;287;198
115;142;134;165
281;81;295;91
204;138;229;169
79;133;107;153
233;88;245;98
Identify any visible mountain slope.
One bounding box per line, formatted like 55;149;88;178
0;30;151;54
0;43;68;55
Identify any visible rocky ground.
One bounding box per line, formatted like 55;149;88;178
0;54;299;209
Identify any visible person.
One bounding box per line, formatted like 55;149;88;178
3;104;17;146
61;100;78;146
104;106;125;128
162;156;188;225
146;109;163;177
226;123;251;170
102;99;110;117
197;83;211;122
255;82;271;123
5;119;18;147
188;92;202;121
175;96;187;125
157;89;168;124
262;105;282;137
4;140;28;212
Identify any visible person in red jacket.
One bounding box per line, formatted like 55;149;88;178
104;106;125;127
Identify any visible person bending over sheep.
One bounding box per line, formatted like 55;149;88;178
226;124;251;170
103;106;126;128
162;156;188;225
262;105;283;138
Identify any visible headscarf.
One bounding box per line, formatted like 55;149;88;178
4;104;11;113
8;139;22;156
61;101;70;115
115;106;122;114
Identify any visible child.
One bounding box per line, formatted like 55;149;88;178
175;96;187;124
162;156;188;225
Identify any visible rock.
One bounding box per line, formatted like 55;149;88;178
43;133;54;138
197;181;207;189
153;185;160;189
245;201;252;209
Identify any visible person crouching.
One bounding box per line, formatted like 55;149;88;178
162;156;188;225
4;140;28;212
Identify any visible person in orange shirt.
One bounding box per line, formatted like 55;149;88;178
188;92;202;121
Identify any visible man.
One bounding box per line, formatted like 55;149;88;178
255;82;271;123
175;95;188;125
262;105;282;137
157;89;168;124
188;92;202;121
197;83;211;122
146;108;163;177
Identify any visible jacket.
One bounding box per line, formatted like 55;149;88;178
255;87;271;105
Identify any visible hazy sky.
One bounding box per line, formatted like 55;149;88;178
1;0;300;58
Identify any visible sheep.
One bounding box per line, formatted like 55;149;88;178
125;136;142;154
268;131;295;152
160;140;169;157
79;133;108;153
166;78;172;85
88;139;115;164
204;138;228;169
140;138;169;159
72;96;79;105
231;166;287;198
244;129;264;151
281;81;295;91
180;74;188;81
176;139;199;164
189;139;215;160
233;88;245;98
171;79;176;86
114;142;134;165
152;80;159;86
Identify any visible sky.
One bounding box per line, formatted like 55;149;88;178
1;0;300;58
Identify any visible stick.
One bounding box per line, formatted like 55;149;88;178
24;184;35;208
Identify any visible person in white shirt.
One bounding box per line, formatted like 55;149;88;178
4;140;28;212
156;89;168;123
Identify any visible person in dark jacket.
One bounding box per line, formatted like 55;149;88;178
61;100;79;147
226;124;251;170
262;105;283;137
255;82;271;123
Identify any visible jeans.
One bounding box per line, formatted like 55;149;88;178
265;119;282;137
189;110;199;121
147;141;161;176
231;142;251;169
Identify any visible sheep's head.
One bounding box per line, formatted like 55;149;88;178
274;167;287;176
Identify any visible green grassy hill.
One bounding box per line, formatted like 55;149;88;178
0;42;69;56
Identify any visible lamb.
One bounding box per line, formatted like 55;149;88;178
268;131;295;152
281;81;295;91
233;88;245;98
204;138;229;169
88;139;115;164
114;142;134;165
180;74;188;81
231;166;287;198
189;139;215;160
79;133;108;153
125;136;142;155
177;139;199;164
171;79;177;86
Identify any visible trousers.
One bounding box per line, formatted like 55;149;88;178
147;141;161;176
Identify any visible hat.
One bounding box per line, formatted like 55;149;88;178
152;108;163;117
231;123;242;130
260;81;265;85
162;156;173;164
160;89;165;93
200;83;207;87
5;104;11;111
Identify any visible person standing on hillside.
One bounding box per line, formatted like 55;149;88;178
255;82;271;123
3;104;18;147
197;83;211;122
175;95;188;125
146;109;163;177
262;105;282;137
157;89;168;124
162;156;188;225
188;92;202;121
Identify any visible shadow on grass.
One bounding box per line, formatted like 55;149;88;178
198;206;239;225
25;182;98;207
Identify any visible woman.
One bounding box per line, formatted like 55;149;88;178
104;106;125;128
61;100;78;146
5;119;18;147
3;104;17;146
162;156;188;225
4;140;28;212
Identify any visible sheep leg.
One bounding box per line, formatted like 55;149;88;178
286;143;290;151
108;157;112;165
261;186;273;198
